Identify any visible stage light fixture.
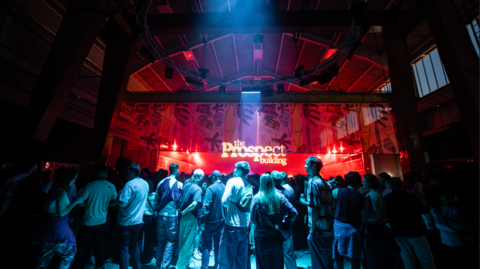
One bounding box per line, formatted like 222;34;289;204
277;84;285;94
199;68;209;79
185;77;204;87
329;65;340;77
219;85;226;95
294;65;304;78
317;73;333;85
261;86;273;97
165;67;174;79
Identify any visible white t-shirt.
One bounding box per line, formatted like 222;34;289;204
75;180;117;226
117;178;149;226
222;177;249;227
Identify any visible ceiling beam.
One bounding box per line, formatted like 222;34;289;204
146;10;395;35
232;34;240;75
211;42;224;78
148;66;173;92
124;91;392;103
345;64;375;92
325;58;350;89
395;4;425;37
367;74;389;92
275;33;285;74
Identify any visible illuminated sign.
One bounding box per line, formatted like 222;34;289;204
221;140;288;166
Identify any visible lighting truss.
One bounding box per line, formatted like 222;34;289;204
136;0;365;88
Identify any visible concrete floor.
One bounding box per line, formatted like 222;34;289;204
84;251;354;269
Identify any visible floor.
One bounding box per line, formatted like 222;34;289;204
84;251;354;269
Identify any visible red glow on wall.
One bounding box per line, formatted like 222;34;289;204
156;151;365;179
324;49;337;60
183;51;194;61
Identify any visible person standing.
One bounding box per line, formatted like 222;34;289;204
140;175;158;264
304;157;335;269
385;177;437;269
218;161;252;269
379;172;393;197
250;173;297;269
69;166;117;269
155;163;183;269
116;163;149;269
332;171;366;269
199;170;226;269
272;171;296;269
362;174;397;269
281;171;294;197
28;168;78;269
176;169;204;269
0;161;36;216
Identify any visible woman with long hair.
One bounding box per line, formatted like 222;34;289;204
28;168;78;269
250;173;297;269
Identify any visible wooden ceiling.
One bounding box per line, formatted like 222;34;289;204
129;0;400;93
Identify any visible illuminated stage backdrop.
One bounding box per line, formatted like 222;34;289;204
125;102;399;155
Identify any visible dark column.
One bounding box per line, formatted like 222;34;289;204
424;0;479;161
18;0;110;143
89;19;140;165
383;25;425;174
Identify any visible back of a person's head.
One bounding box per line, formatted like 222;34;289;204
390;177;404;190
305;156;323;173
271;171;283;186
169;163;179;174
235;161;250;177
379;172;392;186
335;175;347;188
95;166;109;180
141;168;151;176
281;171;287;180
126;163;141;178
50;168;77;194
363;174;380;190
404;172;419;184
345;171;361;188
139;172;148;180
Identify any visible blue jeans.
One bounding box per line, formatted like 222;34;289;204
118;224;143;269
308;235;334;269
29;242;76;269
254;237;284;269
218;225;249;269
200;222;223;269
156;216;178;269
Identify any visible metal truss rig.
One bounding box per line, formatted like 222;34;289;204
136;0;366;88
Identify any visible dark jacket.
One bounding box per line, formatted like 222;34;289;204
251;193;298;238
334;187;366;227
200;181;226;224
384;189;426;237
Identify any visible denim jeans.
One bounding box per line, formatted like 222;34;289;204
283;234;297;269
29;242;76;269
200;222;224;269
118;224;143;269
254;237;284;269
218;225;249;269
156;216;178;269
139;215;156;264
176;213;198;269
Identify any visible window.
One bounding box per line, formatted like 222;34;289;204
378;83;391;93
466;18;479;56
412;48;450;98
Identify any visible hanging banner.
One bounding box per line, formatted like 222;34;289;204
258;103;293;153
192;103;226;152
224;103;259;147
358;103;398;154
159;103;193;151
127;103;163;150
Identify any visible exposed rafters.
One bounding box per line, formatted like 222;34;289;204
325;59;350;90
232;34;240;75
367;75;389;92
148;66;173;92
211;42;224;78
346;64;375;92
275;34;285;74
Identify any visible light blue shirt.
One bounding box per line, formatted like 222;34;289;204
117;178;149;226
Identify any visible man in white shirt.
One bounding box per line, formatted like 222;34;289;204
0;162;36;216
116;163;149;269
218;161;251;269
155;163;183;269
69;166;117;269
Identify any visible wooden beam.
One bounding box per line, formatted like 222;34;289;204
146;10;395;35
148;66;173;92
345;64;375;92
211;42;224;78
124;91;392;103
275;33;285;74
325;58;349;89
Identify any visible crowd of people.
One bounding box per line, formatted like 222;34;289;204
0;157;477;269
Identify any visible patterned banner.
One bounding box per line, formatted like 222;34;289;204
258;103;293;153
192;103;226;152
159;103;193;152
122;102;398;154
224;103;259;147
127;103;163;150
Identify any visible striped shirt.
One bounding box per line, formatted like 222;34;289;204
307;176;335;237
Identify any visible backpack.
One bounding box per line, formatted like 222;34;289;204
236;184;253;212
